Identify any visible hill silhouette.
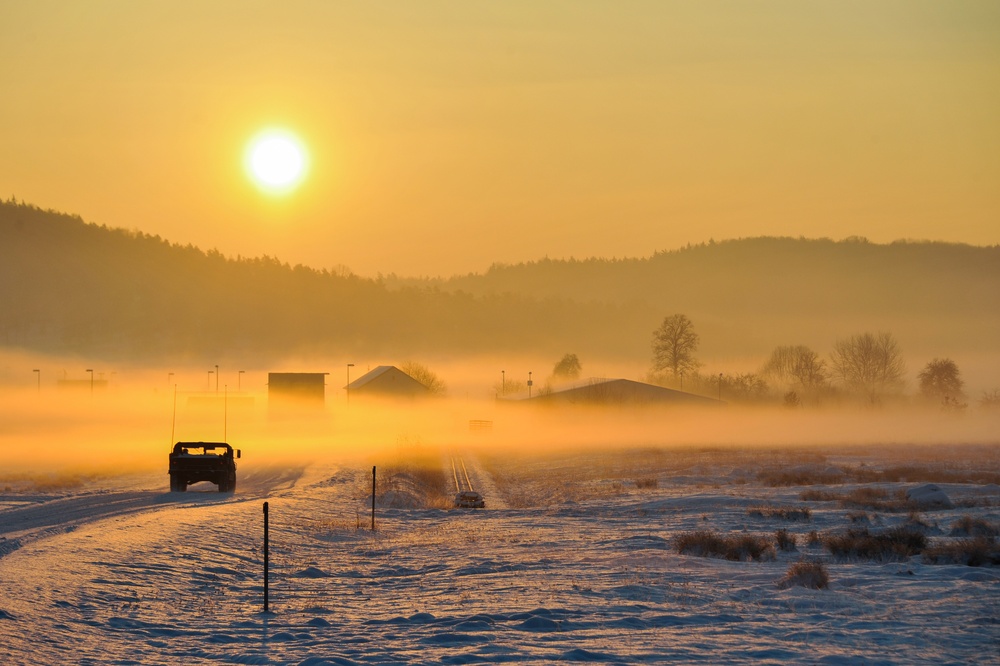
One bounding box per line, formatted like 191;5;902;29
2;200;997;365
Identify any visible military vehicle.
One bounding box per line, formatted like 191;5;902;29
454;490;485;508
168;442;240;492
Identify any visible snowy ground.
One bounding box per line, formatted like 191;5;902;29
1;448;999;665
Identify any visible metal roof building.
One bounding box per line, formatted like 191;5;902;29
345;365;430;398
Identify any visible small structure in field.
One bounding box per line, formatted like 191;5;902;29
268;372;327;409
346;366;431;399
512;377;724;407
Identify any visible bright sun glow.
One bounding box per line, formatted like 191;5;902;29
245;129;308;194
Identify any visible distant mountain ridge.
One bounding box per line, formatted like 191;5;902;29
2;200;997;363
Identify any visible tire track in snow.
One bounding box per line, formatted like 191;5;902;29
0;464;305;558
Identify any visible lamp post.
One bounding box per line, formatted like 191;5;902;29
168;372;174;386
347;363;355;404
33;369;40;394
86;368;94;395
501;370;505;397
208;370;214;392
528;371;533;399
718;373;723;401
215;364;219;394
238;370;245;392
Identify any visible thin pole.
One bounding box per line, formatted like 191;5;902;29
224;385;228;442
371;466;376;531
263;501;269;612
170;384;177;446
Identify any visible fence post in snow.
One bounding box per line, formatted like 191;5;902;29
263;501;269;612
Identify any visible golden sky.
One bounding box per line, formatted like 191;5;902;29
2;1;998;276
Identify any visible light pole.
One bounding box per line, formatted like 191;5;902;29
238;370;245;392
528;371;533;399
168;372;174;386
86;368;94;395
215;364;219;394
347;363;355;404
718;373;723;401
208;370;214;392
501;370;505;397
33;369;40;394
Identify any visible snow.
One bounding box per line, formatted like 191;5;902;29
1;452;999;665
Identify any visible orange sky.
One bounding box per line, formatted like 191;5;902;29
2;1;998;276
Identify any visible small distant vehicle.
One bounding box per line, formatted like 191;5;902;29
454;490;485;508
168;442;240;493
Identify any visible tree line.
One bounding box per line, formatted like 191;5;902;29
647;313;993;409
3;200;998;385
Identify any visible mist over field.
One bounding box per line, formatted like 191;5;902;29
4;3;999;661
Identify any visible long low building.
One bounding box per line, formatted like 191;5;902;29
515;377;724;406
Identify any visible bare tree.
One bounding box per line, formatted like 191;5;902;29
400;361;446;396
829;331;905;404
762;345;828;392
651;314;700;379
552;353;582;380
917;358;965;404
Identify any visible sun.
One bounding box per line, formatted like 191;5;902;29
244;128;308;194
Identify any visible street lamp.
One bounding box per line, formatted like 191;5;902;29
33;369;40;394
347;363;355;404
501;370;505;397
528;371;533;399
86;368;94;395
215;364;219;394
208;370;214;391
238;370;245;392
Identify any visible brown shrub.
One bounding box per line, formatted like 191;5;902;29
747;505;812;521
777;560;830;590
635;477;658;489
823;527;927;562
775;529;797;552
922;538;1000;567
949;515;1000;538
675;530;775;562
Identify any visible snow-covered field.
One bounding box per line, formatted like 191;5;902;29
2;442;998;665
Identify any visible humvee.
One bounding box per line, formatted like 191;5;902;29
168;442;240;493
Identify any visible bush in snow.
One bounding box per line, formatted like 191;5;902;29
823;527;927;562
775;529;798;552
777;560;830;590
675;530;775;562
948;515;999;538
922;538;1000;567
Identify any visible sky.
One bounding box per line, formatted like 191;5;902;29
2;1;998;277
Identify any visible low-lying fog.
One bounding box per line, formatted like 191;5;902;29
1;352;997;487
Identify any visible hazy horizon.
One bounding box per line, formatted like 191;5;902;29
2;2;997;276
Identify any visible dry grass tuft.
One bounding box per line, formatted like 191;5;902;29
948;515;1000;538
759;468;844;487
775;529;798;552
747;505;812;521
922;538;1000;567
634;477;659;489
675;530;776;562
777;560;830;590
823;527;927;562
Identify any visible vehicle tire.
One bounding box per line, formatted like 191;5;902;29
170;474;186;492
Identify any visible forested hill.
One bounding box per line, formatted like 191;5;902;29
2;200;998;363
